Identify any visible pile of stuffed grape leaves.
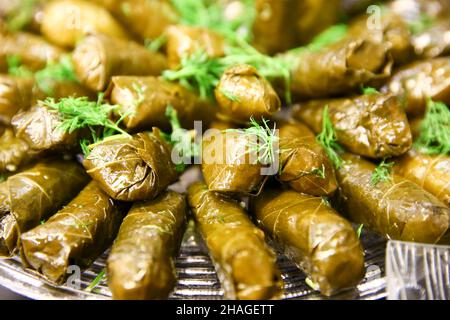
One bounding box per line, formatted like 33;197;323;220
0;0;448;301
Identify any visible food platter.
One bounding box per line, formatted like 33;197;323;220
0;168;387;300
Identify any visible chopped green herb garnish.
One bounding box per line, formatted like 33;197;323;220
356;224;364;238
41;94;131;156
371;158;394;185
414;99;450;155
40;219;45;225
7;55;33;78
144;34;168;52
220;88;240;102
409;13;435;35
5;0;38;31
171;0;256;42
311;164;326;179
35;55;79;95
361;86;379;95
316;106;344;169
84;269;106;293
131;82;146;107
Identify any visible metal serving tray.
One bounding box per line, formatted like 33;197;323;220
0;168;388;300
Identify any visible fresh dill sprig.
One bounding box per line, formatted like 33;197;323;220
220;88;240;102
371;158;394;185
35;55;79;95
311;164;326;179
7;55;33;78
164;105;198;172
170;0;256;42
356;224;364;238
414;99;450;155
233;117;279;166
84;269;106;293
316;106;344;169
144;34;168;52
5;0;38;31
361;86;379;95
164;40;291;103
41;94;131;156
409;13;435;35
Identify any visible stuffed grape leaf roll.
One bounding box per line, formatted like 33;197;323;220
40;0;128;48
412;20;450;59
107;191;187;300
83;130;178;202
288;37;393;99
106;76;215;132
334;153;449;244
278;121;337;196
0;75;34;125
251;188;365;296
21;181;124;284
188;182;282;300
0;159;89;257
381;57;450;117
394;150;450;206
0;128;35;173
72;34;168;91
215;64;281;125
293;93;412;159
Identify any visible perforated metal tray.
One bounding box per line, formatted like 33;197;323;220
0;168;388;300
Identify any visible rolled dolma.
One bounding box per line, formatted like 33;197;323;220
106;76;215;132
202;129;266;195
0;128;35;173
91;0;178;42
335;153;450;244
251;188;365;296
289;37;393;99
348;12;414;66
72;34;168;91
214;64;281;124
83;130;178;202
394;150;450;206
0;30;64;71
0;75;34;125
294;93;412;159
412;20;450;59
40;0;128;48
107;191;187;300
382;57;450;117
12;104;81;152
188;182;282;300
20;181;124;284
278;121;337;196
166;25;224;69
0;159;89;257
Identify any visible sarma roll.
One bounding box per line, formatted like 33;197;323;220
394;150;450;206
72;34;168;91
294;93;412;159
21;181;124;284
215;64;281;124
0;159;89;257
251;188;365;296
202;129;266;195
382;57;450;117
288;37;393;99
92;0;177;42
0;128;34;173
106;76;215;132
188;182;282;300
412;20;450;59
0;31;64;71
40;0;128;48
107;191;187;300
335;153;450;244
12;104;82;152
278;121;337;196
0;75;34;125
166;25;225;69
83;130;178;202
